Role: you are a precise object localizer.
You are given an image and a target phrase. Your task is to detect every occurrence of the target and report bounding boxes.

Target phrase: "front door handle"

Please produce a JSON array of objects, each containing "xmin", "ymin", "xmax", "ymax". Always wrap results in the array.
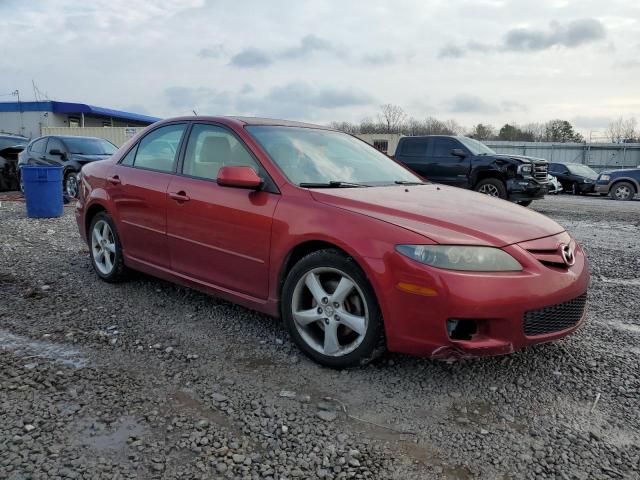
[
  {"xmin": 169, "ymin": 191, "xmax": 190, "ymax": 202},
  {"xmin": 107, "ymin": 175, "xmax": 121, "ymax": 185}
]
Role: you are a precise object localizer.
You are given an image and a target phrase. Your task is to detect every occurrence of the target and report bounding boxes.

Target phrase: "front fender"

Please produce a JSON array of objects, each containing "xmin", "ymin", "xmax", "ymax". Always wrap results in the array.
[{"xmin": 267, "ymin": 189, "xmax": 429, "ymax": 318}]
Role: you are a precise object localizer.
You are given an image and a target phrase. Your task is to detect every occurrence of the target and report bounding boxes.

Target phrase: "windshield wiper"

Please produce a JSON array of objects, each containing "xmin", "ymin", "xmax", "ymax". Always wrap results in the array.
[
  {"xmin": 299, "ymin": 181, "xmax": 370, "ymax": 188},
  {"xmin": 394, "ymin": 180, "xmax": 426, "ymax": 185}
]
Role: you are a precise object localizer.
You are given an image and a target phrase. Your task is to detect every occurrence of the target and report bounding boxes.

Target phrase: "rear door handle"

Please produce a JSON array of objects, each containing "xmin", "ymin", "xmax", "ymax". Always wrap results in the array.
[
  {"xmin": 169, "ymin": 191, "xmax": 190, "ymax": 202},
  {"xmin": 107, "ymin": 175, "xmax": 121, "ymax": 185}
]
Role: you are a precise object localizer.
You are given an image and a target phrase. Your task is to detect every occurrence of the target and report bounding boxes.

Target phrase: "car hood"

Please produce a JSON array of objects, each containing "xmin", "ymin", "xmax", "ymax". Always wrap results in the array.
[
  {"xmin": 310, "ymin": 184, "xmax": 565, "ymax": 247},
  {"xmin": 71, "ymin": 153, "xmax": 112, "ymax": 163},
  {"xmin": 492, "ymin": 154, "xmax": 547, "ymax": 164}
]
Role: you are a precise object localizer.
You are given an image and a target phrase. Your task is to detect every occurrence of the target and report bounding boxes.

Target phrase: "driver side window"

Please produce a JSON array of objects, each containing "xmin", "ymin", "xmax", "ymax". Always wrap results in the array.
[
  {"xmin": 432, "ymin": 138, "xmax": 458, "ymax": 158},
  {"xmin": 182, "ymin": 124, "xmax": 259, "ymax": 181}
]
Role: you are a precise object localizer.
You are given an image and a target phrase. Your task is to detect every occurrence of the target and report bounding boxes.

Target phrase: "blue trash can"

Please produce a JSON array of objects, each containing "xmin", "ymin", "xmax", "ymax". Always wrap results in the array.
[{"xmin": 21, "ymin": 165, "xmax": 64, "ymax": 218}]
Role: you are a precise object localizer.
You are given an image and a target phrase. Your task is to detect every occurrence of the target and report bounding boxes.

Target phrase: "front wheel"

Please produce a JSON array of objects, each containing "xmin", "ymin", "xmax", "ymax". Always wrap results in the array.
[
  {"xmin": 571, "ymin": 182, "xmax": 580, "ymax": 195},
  {"xmin": 281, "ymin": 249, "xmax": 385, "ymax": 368},
  {"xmin": 89, "ymin": 212, "xmax": 128, "ymax": 282},
  {"xmin": 609, "ymin": 181, "xmax": 635, "ymax": 201},
  {"xmin": 475, "ymin": 178, "xmax": 507, "ymax": 199}
]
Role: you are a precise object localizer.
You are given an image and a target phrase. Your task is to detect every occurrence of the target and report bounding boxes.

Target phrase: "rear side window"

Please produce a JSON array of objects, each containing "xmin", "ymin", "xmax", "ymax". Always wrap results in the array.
[
  {"xmin": 120, "ymin": 144, "xmax": 138, "ymax": 166},
  {"xmin": 47, "ymin": 138, "xmax": 66, "ymax": 155},
  {"xmin": 182, "ymin": 124, "xmax": 259, "ymax": 180},
  {"xmin": 133, "ymin": 124, "xmax": 186, "ymax": 173},
  {"xmin": 432, "ymin": 138, "xmax": 458, "ymax": 157},
  {"xmin": 30, "ymin": 137, "xmax": 48, "ymax": 154},
  {"xmin": 400, "ymin": 138, "xmax": 428, "ymax": 156}
]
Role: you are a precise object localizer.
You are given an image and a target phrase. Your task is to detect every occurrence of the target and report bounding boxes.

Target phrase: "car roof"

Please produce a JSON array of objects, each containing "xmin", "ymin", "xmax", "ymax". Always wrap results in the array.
[
  {"xmin": 0, "ymin": 133, "xmax": 28, "ymax": 139},
  {"xmin": 155, "ymin": 115, "xmax": 332, "ymax": 130}
]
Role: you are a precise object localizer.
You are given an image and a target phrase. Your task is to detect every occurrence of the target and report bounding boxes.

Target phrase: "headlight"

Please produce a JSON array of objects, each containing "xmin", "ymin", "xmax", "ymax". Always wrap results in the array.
[
  {"xmin": 600, "ymin": 174, "xmax": 610, "ymax": 181},
  {"xmin": 396, "ymin": 245, "xmax": 523, "ymax": 272},
  {"xmin": 518, "ymin": 164, "xmax": 532, "ymax": 174}
]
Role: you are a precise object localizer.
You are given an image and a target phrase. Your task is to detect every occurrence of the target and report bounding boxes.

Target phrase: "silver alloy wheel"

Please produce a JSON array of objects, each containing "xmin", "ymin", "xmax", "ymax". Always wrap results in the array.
[
  {"xmin": 614, "ymin": 184, "xmax": 631, "ymax": 200},
  {"xmin": 291, "ymin": 267, "xmax": 368, "ymax": 357},
  {"xmin": 65, "ymin": 173, "xmax": 78, "ymax": 198},
  {"xmin": 91, "ymin": 220, "xmax": 116, "ymax": 275},
  {"xmin": 478, "ymin": 184, "xmax": 500, "ymax": 197}
]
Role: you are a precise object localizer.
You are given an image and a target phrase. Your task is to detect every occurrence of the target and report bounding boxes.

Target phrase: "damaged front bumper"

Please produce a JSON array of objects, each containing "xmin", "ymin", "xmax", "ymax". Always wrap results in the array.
[{"xmin": 506, "ymin": 177, "xmax": 548, "ymax": 202}]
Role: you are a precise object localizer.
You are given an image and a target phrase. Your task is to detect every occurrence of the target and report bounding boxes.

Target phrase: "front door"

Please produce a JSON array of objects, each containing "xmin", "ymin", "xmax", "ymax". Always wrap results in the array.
[
  {"xmin": 166, "ymin": 123, "xmax": 279, "ymax": 299},
  {"xmin": 108, "ymin": 123, "xmax": 188, "ymax": 268},
  {"xmin": 429, "ymin": 138, "xmax": 470, "ymax": 187}
]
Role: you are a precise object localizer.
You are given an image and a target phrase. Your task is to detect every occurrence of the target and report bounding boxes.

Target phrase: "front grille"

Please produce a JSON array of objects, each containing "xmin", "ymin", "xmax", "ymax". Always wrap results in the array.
[
  {"xmin": 533, "ymin": 161, "xmax": 548, "ymax": 183},
  {"xmin": 523, "ymin": 294, "xmax": 587, "ymax": 336}
]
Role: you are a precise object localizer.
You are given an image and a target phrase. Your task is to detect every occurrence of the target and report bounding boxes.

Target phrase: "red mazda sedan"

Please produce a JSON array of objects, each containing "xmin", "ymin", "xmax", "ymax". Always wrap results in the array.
[{"xmin": 76, "ymin": 117, "xmax": 589, "ymax": 368}]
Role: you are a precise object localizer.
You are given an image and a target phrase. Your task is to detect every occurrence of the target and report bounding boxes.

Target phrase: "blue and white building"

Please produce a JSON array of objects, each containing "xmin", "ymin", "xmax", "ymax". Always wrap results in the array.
[{"xmin": 0, "ymin": 101, "xmax": 160, "ymax": 139}]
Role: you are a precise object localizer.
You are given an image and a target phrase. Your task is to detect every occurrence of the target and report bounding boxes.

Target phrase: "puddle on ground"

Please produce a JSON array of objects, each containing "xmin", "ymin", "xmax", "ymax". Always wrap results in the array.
[
  {"xmin": 75, "ymin": 415, "xmax": 145, "ymax": 454},
  {"xmin": 171, "ymin": 389, "xmax": 240, "ymax": 436},
  {"xmin": 609, "ymin": 322, "xmax": 640, "ymax": 335},
  {"xmin": 596, "ymin": 277, "xmax": 640, "ymax": 287},
  {"xmin": 0, "ymin": 329, "xmax": 88, "ymax": 368}
]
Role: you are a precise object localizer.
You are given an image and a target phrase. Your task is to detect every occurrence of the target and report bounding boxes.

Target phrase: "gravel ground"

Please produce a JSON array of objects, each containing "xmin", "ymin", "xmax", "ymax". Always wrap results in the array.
[{"xmin": 0, "ymin": 193, "xmax": 638, "ymax": 480}]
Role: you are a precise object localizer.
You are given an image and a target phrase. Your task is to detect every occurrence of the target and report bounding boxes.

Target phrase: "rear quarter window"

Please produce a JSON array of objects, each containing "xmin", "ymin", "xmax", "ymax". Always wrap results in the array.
[{"xmin": 400, "ymin": 138, "xmax": 429, "ymax": 157}]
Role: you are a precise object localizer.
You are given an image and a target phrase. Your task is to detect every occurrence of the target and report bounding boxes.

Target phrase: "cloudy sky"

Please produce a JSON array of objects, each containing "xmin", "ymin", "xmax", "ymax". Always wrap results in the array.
[{"xmin": 1, "ymin": 0, "xmax": 639, "ymax": 135}]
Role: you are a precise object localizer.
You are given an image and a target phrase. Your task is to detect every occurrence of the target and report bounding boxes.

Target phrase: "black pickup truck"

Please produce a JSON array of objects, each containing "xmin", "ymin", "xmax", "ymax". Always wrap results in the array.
[{"xmin": 393, "ymin": 135, "xmax": 548, "ymax": 205}]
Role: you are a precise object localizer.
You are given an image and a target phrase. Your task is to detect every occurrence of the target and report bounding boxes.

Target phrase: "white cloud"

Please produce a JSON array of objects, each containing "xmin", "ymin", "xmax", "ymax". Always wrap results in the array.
[{"xmin": 1, "ymin": 0, "xmax": 638, "ymax": 133}]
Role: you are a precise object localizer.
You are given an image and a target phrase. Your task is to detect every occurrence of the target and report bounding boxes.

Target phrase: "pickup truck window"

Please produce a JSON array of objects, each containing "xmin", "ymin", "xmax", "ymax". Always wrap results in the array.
[
  {"xmin": 457, "ymin": 137, "xmax": 495, "ymax": 155},
  {"xmin": 433, "ymin": 138, "xmax": 458, "ymax": 157},
  {"xmin": 401, "ymin": 138, "xmax": 429, "ymax": 156}
]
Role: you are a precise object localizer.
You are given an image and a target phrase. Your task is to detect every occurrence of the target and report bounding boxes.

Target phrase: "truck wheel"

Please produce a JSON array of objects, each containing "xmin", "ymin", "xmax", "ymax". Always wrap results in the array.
[
  {"xmin": 475, "ymin": 178, "xmax": 507, "ymax": 199},
  {"xmin": 609, "ymin": 181, "xmax": 635, "ymax": 201}
]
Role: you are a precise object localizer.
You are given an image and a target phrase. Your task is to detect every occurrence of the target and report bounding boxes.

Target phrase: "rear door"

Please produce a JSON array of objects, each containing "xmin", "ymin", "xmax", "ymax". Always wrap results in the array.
[
  {"xmin": 165, "ymin": 123, "xmax": 279, "ymax": 299},
  {"xmin": 27, "ymin": 137, "xmax": 49, "ymax": 165},
  {"xmin": 395, "ymin": 137, "xmax": 432, "ymax": 179},
  {"xmin": 42, "ymin": 137, "xmax": 67, "ymax": 167},
  {"xmin": 429, "ymin": 138, "xmax": 470, "ymax": 187},
  {"xmin": 108, "ymin": 123, "xmax": 188, "ymax": 269}
]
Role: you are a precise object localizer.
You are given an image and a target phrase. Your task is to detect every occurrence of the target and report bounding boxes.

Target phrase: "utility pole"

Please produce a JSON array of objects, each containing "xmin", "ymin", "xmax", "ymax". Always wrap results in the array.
[{"xmin": 13, "ymin": 90, "xmax": 25, "ymax": 136}]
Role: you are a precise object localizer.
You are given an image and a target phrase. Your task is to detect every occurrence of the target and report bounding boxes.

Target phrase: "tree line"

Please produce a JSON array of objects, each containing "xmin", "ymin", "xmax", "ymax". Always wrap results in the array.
[{"xmin": 328, "ymin": 104, "xmax": 640, "ymax": 144}]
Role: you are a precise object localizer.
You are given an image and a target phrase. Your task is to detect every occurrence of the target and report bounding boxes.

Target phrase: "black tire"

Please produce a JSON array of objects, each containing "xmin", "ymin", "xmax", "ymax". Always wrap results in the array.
[
  {"xmin": 474, "ymin": 178, "xmax": 507, "ymax": 199},
  {"xmin": 609, "ymin": 181, "xmax": 636, "ymax": 201},
  {"xmin": 281, "ymin": 249, "xmax": 385, "ymax": 368},
  {"xmin": 64, "ymin": 171, "xmax": 79, "ymax": 198},
  {"xmin": 88, "ymin": 211, "xmax": 128, "ymax": 282},
  {"xmin": 571, "ymin": 182, "xmax": 580, "ymax": 195},
  {"xmin": 517, "ymin": 200, "xmax": 533, "ymax": 207}
]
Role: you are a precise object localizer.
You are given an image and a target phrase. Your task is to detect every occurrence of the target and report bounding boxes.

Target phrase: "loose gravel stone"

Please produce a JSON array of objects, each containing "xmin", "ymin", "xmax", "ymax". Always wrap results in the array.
[{"xmin": 0, "ymin": 195, "xmax": 638, "ymax": 480}]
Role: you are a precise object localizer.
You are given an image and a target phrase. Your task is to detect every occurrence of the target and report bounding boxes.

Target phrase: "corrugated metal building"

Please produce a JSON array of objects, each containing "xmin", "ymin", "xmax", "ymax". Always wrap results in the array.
[{"xmin": 0, "ymin": 101, "xmax": 160, "ymax": 139}]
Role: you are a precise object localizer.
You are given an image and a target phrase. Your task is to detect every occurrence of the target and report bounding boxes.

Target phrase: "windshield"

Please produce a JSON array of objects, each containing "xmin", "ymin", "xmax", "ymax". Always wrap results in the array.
[
  {"xmin": 567, "ymin": 164, "xmax": 597, "ymax": 177},
  {"xmin": 0, "ymin": 136, "xmax": 28, "ymax": 150},
  {"xmin": 64, "ymin": 138, "xmax": 117, "ymax": 155},
  {"xmin": 456, "ymin": 137, "xmax": 496, "ymax": 155},
  {"xmin": 246, "ymin": 126, "xmax": 422, "ymax": 186}
]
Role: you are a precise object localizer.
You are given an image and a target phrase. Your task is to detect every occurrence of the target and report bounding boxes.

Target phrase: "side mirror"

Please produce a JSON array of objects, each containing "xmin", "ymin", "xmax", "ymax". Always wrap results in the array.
[
  {"xmin": 451, "ymin": 148, "xmax": 466, "ymax": 158},
  {"xmin": 217, "ymin": 166, "xmax": 262, "ymax": 189},
  {"xmin": 49, "ymin": 148, "xmax": 65, "ymax": 157}
]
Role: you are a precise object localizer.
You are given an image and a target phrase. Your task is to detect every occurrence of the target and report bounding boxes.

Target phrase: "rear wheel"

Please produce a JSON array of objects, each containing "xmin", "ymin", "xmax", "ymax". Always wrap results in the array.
[
  {"xmin": 89, "ymin": 212, "xmax": 128, "ymax": 282},
  {"xmin": 282, "ymin": 249, "xmax": 385, "ymax": 368},
  {"xmin": 64, "ymin": 171, "xmax": 79, "ymax": 198},
  {"xmin": 475, "ymin": 178, "xmax": 507, "ymax": 199},
  {"xmin": 609, "ymin": 181, "xmax": 635, "ymax": 201}
]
